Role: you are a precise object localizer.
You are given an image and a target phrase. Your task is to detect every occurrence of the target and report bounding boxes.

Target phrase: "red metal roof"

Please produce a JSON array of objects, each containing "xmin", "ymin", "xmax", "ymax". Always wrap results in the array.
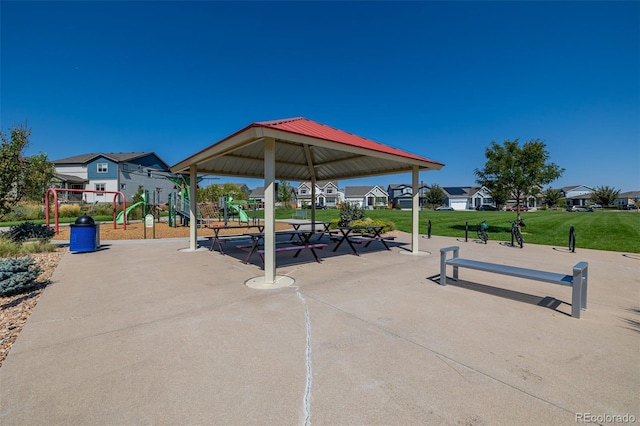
[{"xmin": 253, "ymin": 117, "xmax": 444, "ymax": 166}]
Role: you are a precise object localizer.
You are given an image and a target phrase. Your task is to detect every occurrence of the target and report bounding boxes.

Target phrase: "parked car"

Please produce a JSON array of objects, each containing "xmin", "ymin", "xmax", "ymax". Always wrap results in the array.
[
  {"xmin": 567, "ymin": 205, "xmax": 593, "ymax": 212},
  {"xmin": 506, "ymin": 205, "xmax": 529, "ymax": 211},
  {"xmin": 435, "ymin": 205, "xmax": 454, "ymax": 211},
  {"xmin": 476, "ymin": 204, "xmax": 498, "ymax": 211},
  {"xmin": 626, "ymin": 204, "xmax": 638, "ymax": 210},
  {"xmin": 303, "ymin": 203, "xmax": 327, "ymax": 209},
  {"xmin": 590, "ymin": 204, "xmax": 602, "ymax": 209}
]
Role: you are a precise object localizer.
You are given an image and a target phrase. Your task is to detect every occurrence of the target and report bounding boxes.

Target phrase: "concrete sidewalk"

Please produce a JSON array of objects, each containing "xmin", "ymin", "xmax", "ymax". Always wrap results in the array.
[{"xmin": 0, "ymin": 232, "xmax": 638, "ymax": 425}]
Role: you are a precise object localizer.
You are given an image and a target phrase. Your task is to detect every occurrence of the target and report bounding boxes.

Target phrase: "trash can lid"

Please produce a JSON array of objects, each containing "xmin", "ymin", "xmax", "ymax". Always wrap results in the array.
[{"xmin": 75, "ymin": 215, "xmax": 95, "ymax": 225}]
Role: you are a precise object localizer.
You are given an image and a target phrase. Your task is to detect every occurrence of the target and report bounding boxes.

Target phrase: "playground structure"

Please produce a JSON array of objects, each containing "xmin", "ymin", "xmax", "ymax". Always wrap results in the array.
[
  {"xmin": 166, "ymin": 175, "xmax": 261, "ymax": 228},
  {"xmin": 45, "ymin": 188, "xmax": 127, "ymax": 235},
  {"xmin": 116, "ymin": 190, "xmax": 164, "ymax": 225}
]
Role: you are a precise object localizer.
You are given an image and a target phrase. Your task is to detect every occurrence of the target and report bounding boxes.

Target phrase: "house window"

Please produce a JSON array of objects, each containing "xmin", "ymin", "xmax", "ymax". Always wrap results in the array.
[
  {"xmin": 300, "ymin": 189, "xmax": 307, "ymax": 195},
  {"xmin": 120, "ymin": 184, "xmax": 126, "ymax": 190},
  {"xmin": 97, "ymin": 163, "xmax": 108, "ymax": 173},
  {"xmin": 327, "ymin": 189, "xmax": 333, "ymax": 194},
  {"xmin": 95, "ymin": 183, "xmax": 105, "ymax": 196}
]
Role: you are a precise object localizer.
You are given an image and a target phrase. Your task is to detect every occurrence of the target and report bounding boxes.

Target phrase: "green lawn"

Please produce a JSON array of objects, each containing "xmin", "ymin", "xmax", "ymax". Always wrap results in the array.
[
  {"xmin": 3, "ymin": 209, "xmax": 637, "ymax": 253},
  {"xmin": 275, "ymin": 208, "xmax": 640, "ymax": 253}
]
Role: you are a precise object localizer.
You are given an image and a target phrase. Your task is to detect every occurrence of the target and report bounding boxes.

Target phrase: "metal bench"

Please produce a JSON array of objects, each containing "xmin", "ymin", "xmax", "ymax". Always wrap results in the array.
[
  {"xmin": 292, "ymin": 210, "xmax": 308, "ymax": 220},
  {"xmin": 439, "ymin": 246, "xmax": 588, "ymax": 319}
]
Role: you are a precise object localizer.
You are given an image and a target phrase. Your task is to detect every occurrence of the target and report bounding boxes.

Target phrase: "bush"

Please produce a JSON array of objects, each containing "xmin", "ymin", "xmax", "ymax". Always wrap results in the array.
[
  {"xmin": 58, "ymin": 203, "xmax": 81, "ymax": 218},
  {"xmin": 3, "ymin": 221, "xmax": 55, "ymax": 243},
  {"xmin": 339, "ymin": 203, "xmax": 366, "ymax": 227},
  {"xmin": 0, "ymin": 202, "xmax": 45, "ymax": 222},
  {"xmin": 351, "ymin": 218, "xmax": 395, "ymax": 233},
  {"xmin": 0, "ymin": 256, "xmax": 42, "ymax": 296},
  {"xmin": 0, "ymin": 238, "xmax": 22, "ymax": 257}
]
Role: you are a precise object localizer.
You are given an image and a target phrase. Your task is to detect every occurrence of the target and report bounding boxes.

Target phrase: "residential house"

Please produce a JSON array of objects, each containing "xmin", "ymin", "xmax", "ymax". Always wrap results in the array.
[
  {"xmin": 615, "ymin": 190, "xmax": 640, "ymax": 208},
  {"xmin": 387, "ymin": 183, "xmax": 430, "ymax": 209},
  {"xmin": 295, "ymin": 181, "xmax": 343, "ymax": 208},
  {"xmin": 441, "ymin": 187, "xmax": 476, "ymax": 210},
  {"xmin": 52, "ymin": 152, "xmax": 176, "ymax": 203},
  {"xmin": 51, "ymin": 173, "xmax": 87, "ymax": 202},
  {"xmin": 469, "ymin": 186, "xmax": 494, "ymax": 209},
  {"xmin": 560, "ymin": 185, "xmax": 594, "ymax": 208},
  {"xmin": 344, "ymin": 186, "xmax": 388, "ymax": 209},
  {"xmin": 249, "ymin": 185, "xmax": 296, "ymax": 207},
  {"xmin": 249, "ymin": 187, "xmax": 265, "ymax": 204}
]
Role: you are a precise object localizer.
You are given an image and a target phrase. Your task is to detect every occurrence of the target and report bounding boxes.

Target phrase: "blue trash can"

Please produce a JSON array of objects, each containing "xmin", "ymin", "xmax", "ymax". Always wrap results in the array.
[{"xmin": 69, "ymin": 215, "xmax": 98, "ymax": 253}]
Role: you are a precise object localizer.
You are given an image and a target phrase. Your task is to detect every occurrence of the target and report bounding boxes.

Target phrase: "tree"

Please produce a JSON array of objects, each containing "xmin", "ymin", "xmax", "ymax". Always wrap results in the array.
[
  {"xmin": 542, "ymin": 187, "xmax": 564, "ymax": 208},
  {"xmin": 590, "ymin": 186, "xmax": 620, "ymax": 207},
  {"xmin": 0, "ymin": 124, "xmax": 55, "ymax": 218},
  {"xmin": 277, "ymin": 180, "xmax": 293, "ymax": 209},
  {"xmin": 197, "ymin": 183, "xmax": 247, "ymax": 203},
  {"xmin": 424, "ymin": 184, "xmax": 445, "ymax": 208},
  {"xmin": 474, "ymin": 139, "xmax": 564, "ymax": 219},
  {"xmin": 487, "ymin": 186, "xmax": 511, "ymax": 210}
]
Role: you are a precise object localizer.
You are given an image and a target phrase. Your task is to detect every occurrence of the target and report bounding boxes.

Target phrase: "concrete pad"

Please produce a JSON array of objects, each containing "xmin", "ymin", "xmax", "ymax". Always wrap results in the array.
[{"xmin": 1, "ymin": 233, "xmax": 638, "ymax": 425}]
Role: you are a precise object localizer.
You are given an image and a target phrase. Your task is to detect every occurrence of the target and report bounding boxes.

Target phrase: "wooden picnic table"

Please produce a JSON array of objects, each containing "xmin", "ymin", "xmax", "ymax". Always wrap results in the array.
[
  {"xmin": 240, "ymin": 230, "xmax": 327, "ymax": 265},
  {"xmin": 331, "ymin": 225, "xmax": 395, "ymax": 256},
  {"xmin": 285, "ymin": 221, "xmax": 332, "ymax": 241},
  {"xmin": 205, "ymin": 224, "xmax": 265, "ymax": 254}
]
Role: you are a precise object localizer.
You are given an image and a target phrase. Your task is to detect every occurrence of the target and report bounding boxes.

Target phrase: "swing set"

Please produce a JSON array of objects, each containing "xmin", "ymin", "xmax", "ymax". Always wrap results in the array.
[{"xmin": 45, "ymin": 188, "xmax": 127, "ymax": 235}]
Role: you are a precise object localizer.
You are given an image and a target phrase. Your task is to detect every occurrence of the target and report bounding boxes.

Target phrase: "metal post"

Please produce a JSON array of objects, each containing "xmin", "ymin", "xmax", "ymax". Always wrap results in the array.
[
  {"xmin": 465, "ymin": 222, "xmax": 468, "ymax": 242},
  {"xmin": 427, "ymin": 219, "xmax": 432, "ymax": 239}
]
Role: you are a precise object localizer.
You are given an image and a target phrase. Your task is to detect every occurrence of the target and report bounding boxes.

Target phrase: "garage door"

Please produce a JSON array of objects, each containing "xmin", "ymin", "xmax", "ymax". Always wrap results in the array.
[{"xmin": 450, "ymin": 200, "xmax": 468, "ymax": 210}]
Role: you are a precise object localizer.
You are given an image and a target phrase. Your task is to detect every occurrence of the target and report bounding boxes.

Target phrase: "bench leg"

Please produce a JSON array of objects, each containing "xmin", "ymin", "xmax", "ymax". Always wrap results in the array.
[
  {"xmin": 440, "ymin": 251, "xmax": 447, "ymax": 286},
  {"xmin": 571, "ymin": 278, "xmax": 582, "ymax": 319},
  {"xmin": 571, "ymin": 262, "xmax": 588, "ymax": 318},
  {"xmin": 439, "ymin": 246, "xmax": 459, "ymax": 286}
]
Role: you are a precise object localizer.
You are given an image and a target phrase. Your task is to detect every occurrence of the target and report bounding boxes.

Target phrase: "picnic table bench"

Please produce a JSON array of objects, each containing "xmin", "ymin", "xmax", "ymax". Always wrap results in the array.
[
  {"xmin": 439, "ymin": 246, "xmax": 588, "ymax": 318},
  {"xmin": 238, "ymin": 231, "xmax": 328, "ymax": 265},
  {"xmin": 204, "ymin": 224, "xmax": 264, "ymax": 254},
  {"xmin": 331, "ymin": 225, "xmax": 396, "ymax": 255}
]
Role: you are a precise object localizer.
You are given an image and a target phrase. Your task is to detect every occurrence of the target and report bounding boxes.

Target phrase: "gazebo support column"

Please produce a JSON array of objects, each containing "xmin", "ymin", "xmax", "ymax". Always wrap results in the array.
[
  {"xmin": 189, "ymin": 164, "xmax": 198, "ymax": 251},
  {"xmin": 412, "ymin": 165, "xmax": 419, "ymax": 253},
  {"xmin": 264, "ymin": 137, "xmax": 276, "ymax": 284}
]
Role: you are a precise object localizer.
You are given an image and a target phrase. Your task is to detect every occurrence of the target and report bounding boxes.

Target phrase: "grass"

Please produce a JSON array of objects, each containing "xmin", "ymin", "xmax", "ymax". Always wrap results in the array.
[
  {"xmin": 0, "ymin": 239, "xmax": 58, "ymax": 257},
  {"xmin": 2, "ymin": 208, "xmax": 637, "ymax": 253},
  {"xmin": 273, "ymin": 208, "xmax": 640, "ymax": 253}
]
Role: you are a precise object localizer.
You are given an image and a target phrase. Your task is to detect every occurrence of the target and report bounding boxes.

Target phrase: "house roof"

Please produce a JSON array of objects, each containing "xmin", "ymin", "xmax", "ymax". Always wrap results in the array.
[
  {"xmin": 442, "ymin": 187, "xmax": 471, "ymax": 196},
  {"xmin": 53, "ymin": 152, "xmax": 170, "ymax": 170},
  {"xmin": 249, "ymin": 187, "xmax": 265, "ymax": 198},
  {"xmin": 53, "ymin": 173, "xmax": 87, "ymax": 184},
  {"xmin": 345, "ymin": 185, "xmax": 386, "ymax": 198},
  {"xmin": 170, "ymin": 117, "xmax": 444, "ymax": 180},
  {"xmin": 618, "ymin": 191, "xmax": 640, "ymax": 198}
]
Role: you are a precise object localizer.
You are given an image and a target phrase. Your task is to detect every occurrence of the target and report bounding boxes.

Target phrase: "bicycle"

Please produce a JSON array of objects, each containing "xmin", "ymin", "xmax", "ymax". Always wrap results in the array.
[
  {"xmin": 477, "ymin": 220, "xmax": 489, "ymax": 244},
  {"xmin": 509, "ymin": 219, "xmax": 526, "ymax": 248}
]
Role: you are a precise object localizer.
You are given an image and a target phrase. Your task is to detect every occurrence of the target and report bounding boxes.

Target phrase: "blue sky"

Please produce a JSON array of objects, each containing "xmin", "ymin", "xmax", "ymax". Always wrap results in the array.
[{"xmin": 2, "ymin": 1, "xmax": 638, "ymax": 192}]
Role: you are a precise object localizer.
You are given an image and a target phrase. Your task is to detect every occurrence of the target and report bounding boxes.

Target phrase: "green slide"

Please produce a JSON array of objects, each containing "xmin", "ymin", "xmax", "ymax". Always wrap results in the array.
[
  {"xmin": 229, "ymin": 204, "xmax": 249, "ymax": 223},
  {"xmin": 116, "ymin": 201, "xmax": 146, "ymax": 224}
]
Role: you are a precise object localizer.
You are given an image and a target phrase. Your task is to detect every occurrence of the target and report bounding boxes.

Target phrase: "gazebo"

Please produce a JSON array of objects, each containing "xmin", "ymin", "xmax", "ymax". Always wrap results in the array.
[{"xmin": 170, "ymin": 117, "xmax": 444, "ymax": 286}]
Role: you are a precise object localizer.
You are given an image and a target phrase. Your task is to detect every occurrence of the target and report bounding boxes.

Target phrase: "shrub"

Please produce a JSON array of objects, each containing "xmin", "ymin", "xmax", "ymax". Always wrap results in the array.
[
  {"xmin": 4, "ymin": 222, "xmax": 55, "ymax": 243},
  {"xmin": 0, "ymin": 238, "xmax": 22, "ymax": 257},
  {"xmin": 58, "ymin": 203, "xmax": 81, "ymax": 218},
  {"xmin": 0, "ymin": 256, "xmax": 42, "ymax": 296},
  {"xmin": 351, "ymin": 218, "xmax": 395, "ymax": 233},
  {"xmin": 339, "ymin": 202, "xmax": 366, "ymax": 227}
]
